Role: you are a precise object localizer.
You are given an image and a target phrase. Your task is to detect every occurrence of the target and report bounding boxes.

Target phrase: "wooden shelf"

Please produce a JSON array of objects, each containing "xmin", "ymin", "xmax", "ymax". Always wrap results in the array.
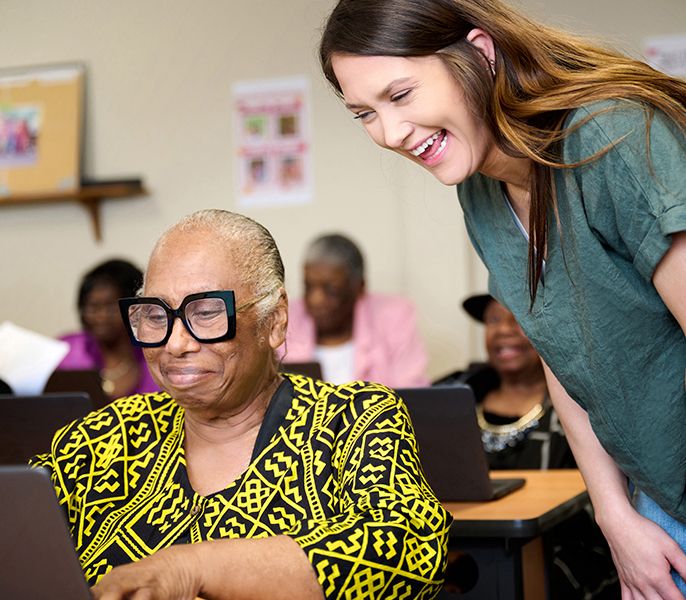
[{"xmin": 0, "ymin": 179, "xmax": 147, "ymax": 241}]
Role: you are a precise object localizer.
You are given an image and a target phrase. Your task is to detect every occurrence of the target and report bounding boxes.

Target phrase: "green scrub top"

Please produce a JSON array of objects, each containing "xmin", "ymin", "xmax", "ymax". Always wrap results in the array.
[{"xmin": 458, "ymin": 100, "xmax": 686, "ymax": 521}]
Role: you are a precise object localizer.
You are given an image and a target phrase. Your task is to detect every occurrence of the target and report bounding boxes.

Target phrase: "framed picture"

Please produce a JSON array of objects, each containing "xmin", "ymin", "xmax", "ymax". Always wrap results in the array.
[{"xmin": 0, "ymin": 62, "xmax": 85, "ymax": 197}]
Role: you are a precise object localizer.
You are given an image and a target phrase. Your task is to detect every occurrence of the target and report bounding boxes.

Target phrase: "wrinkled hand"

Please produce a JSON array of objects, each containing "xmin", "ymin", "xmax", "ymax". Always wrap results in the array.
[
  {"xmin": 601, "ymin": 507, "xmax": 686, "ymax": 599},
  {"xmin": 91, "ymin": 545, "xmax": 202, "ymax": 600}
]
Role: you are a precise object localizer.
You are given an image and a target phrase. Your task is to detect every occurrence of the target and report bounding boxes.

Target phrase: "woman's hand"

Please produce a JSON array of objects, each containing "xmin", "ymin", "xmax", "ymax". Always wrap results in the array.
[
  {"xmin": 542, "ymin": 361, "xmax": 686, "ymax": 599},
  {"xmin": 90, "ymin": 536, "xmax": 322, "ymax": 600},
  {"xmin": 600, "ymin": 505, "xmax": 686, "ymax": 600},
  {"xmin": 91, "ymin": 545, "xmax": 202, "ymax": 600}
]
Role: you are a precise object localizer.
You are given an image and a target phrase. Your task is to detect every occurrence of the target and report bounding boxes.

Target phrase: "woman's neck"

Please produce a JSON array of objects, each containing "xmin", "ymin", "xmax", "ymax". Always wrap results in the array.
[
  {"xmin": 98, "ymin": 338, "xmax": 139, "ymax": 397},
  {"xmin": 483, "ymin": 365, "xmax": 547, "ymax": 418},
  {"xmin": 498, "ymin": 374, "xmax": 547, "ymax": 398},
  {"xmin": 182, "ymin": 375, "xmax": 282, "ymax": 496},
  {"xmin": 481, "ymin": 148, "xmax": 531, "ymax": 191},
  {"xmin": 183, "ymin": 374, "xmax": 281, "ymax": 445},
  {"xmin": 316, "ymin": 327, "xmax": 353, "ymax": 347},
  {"xmin": 481, "ymin": 150, "xmax": 532, "ymax": 226}
]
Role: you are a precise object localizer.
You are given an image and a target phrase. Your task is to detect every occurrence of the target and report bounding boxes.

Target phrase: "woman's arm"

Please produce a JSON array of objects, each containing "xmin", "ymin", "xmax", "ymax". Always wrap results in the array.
[
  {"xmin": 653, "ymin": 231, "xmax": 686, "ymax": 332},
  {"xmin": 543, "ymin": 361, "xmax": 686, "ymax": 600},
  {"xmin": 91, "ymin": 535, "xmax": 323, "ymax": 600}
]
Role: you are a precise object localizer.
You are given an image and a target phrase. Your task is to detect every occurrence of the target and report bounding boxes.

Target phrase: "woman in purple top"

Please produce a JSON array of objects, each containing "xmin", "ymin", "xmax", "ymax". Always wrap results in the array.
[{"xmin": 58, "ymin": 259, "xmax": 157, "ymax": 399}]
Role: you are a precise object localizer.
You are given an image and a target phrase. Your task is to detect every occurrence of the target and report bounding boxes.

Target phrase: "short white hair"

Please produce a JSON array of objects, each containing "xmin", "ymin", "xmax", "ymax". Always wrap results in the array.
[
  {"xmin": 304, "ymin": 233, "xmax": 364, "ymax": 284},
  {"xmin": 149, "ymin": 209, "xmax": 285, "ymax": 321}
]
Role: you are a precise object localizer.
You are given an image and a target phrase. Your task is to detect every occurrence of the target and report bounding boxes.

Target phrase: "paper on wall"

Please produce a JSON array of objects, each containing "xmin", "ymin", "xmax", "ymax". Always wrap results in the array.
[
  {"xmin": 233, "ymin": 76, "xmax": 313, "ymax": 209},
  {"xmin": 644, "ymin": 34, "xmax": 686, "ymax": 77},
  {"xmin": 0, "ymin": 321, "xmax": 69, "ymax": 394}
]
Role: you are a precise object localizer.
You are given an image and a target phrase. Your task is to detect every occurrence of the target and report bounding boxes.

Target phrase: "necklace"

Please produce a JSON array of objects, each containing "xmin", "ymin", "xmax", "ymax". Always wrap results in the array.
[
  {"xmin": 101, "ymin": 359, "xmax": 135, "ymax": 395},
  {"xmin": 476, "ymin": 401, "xmax": 546, "ymax": 453}
]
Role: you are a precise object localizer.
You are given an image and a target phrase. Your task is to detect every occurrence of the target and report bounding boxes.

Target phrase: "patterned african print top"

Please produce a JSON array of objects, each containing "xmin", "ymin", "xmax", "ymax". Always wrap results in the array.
[{"xmin": 31, "ymin": 373, "xmax": 451, "ymax": 599}]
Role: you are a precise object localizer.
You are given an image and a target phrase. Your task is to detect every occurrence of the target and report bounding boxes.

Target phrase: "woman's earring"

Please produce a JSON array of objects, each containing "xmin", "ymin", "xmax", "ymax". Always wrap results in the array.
[{"xmin": 489, "ymin": 58, "xmax": 496, "ymax": 76}]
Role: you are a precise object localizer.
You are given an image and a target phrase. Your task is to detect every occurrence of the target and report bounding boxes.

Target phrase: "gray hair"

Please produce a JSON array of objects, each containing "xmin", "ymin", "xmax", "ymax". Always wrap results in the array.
[
  {"xmin": 149, "ymin": 209, "xmax": 285, "ymax": 321},
  {"xmin": 304, "ymin": 233, "xmax": 364, "ymax": 284}
]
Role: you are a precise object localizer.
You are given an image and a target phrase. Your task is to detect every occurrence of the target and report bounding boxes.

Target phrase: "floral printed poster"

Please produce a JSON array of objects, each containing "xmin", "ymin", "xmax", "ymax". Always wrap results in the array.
[{"xmin": 233, "ymin": 76, "xmax": 312, "ymax": 208}]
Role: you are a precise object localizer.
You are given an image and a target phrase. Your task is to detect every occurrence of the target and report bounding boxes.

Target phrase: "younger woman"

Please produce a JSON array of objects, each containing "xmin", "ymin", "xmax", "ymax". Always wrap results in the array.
[{"xmin": 319, "ymin": 1, "xmax": 686, "ymax": 597}]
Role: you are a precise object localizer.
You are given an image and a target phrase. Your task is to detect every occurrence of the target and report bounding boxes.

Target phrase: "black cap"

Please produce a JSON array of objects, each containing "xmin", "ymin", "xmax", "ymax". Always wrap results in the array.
[{"xmin": 461, "ymin": 293, "xmax": 495, "ymax": 323}]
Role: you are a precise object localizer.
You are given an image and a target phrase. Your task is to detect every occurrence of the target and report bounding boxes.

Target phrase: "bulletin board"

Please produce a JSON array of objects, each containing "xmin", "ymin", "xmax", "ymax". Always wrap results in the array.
[{"xmin": 0, "ymin": 63, "xmax": 85, "ymax": 197}]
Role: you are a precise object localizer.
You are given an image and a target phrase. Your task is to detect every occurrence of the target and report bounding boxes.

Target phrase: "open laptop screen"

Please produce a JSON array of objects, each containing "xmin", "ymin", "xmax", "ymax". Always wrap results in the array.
[{"xmin": 397, "ymin": 385, "xmax": 524, "ymax": 501}]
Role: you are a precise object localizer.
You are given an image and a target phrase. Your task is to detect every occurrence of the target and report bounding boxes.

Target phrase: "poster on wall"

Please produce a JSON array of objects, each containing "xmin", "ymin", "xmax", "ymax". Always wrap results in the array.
[
  {"xmin": 644, "ymin": 34, "xmax": 686, "ymax": 77},
  {"xmin": 233, "ymin": 76, "xmax": 312, "ymax": 209},
  {"xmin": 0, "ymin": 63, "xmax": 84, "ymax": 197}
]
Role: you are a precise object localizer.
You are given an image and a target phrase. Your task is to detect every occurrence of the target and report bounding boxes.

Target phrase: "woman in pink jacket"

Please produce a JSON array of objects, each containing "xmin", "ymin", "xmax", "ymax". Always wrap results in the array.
[{"xmin": 283, "ymin": 233, "xmax": 429, "ymax": 388}]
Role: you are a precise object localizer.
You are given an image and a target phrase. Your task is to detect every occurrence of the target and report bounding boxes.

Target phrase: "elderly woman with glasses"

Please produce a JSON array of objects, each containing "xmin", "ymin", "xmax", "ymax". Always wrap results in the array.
[{"xmin": 31, "ymin": 209, "xmax": 451, "ymax": 600}]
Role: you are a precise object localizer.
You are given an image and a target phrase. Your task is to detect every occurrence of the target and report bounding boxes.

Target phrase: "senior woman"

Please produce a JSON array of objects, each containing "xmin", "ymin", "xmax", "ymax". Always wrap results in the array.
[{"xmin": 31, "ymin": 209, "xmax": 451, "ymax": 600}]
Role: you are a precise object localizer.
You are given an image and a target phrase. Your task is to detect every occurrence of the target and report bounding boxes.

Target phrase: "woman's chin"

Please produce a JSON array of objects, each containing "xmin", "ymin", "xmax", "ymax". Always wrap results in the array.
[
  {"xmin": 165, "ymin": 371, "xmax": 212, "ymax": 388},
  {"xmin": 168, "ymin": 389, "xmax": 215, "ymax": 412},
  {"xmin": 414, "ymin": 160, "xmax": 468, "ymax": 186},
  {"xmin": 162, "ymin": 374, "xmax": 218, "ymax": 403}
]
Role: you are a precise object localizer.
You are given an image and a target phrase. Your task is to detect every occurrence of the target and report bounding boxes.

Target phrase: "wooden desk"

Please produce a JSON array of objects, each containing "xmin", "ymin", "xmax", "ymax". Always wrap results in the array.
[{"xmin": 443, "ymin": 470, "xmax": 588, "ymax": 600}]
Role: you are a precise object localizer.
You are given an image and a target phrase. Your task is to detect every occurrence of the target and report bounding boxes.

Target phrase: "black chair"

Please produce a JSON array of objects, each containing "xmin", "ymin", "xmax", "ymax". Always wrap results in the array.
[
  {"xmin": 0, "ymin": 393, "xmax": 92, "ymax": 464},
  {"xmin": 0, "ymin": 378, "xmax": 12, "ymax": 394}
]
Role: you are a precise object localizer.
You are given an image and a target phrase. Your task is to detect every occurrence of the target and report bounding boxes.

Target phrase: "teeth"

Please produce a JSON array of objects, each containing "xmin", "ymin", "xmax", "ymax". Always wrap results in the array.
[{"xmin": 411, "ymin": 130, "xmax": 442, "ymax": 156}]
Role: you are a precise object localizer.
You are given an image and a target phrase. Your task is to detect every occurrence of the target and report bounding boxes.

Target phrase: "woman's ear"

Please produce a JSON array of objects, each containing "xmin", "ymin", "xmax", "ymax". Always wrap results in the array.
[
  {"xmin": 466, "ymin": 28, "xmax": 496, "ymax": 69},
  {"xmin": 268, "ymin": 288, "xmax": 289, "ymax": 349}
]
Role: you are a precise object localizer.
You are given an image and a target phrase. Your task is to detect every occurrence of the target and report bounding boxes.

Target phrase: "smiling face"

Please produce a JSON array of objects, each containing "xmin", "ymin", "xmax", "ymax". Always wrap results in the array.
[
  {"xmin": 80, "ymin": 282, "xmax": 129, "ymax": 345},
  {"xmin": 483, "ymin": 300, "xmax": 541, "ymax": 376},
  {"xmin": 142, "ymin": 228, "xmax": 285, "ymax": 418},
  {"xmin": 331, "ymin": 53, "xmax": 496, "ymax": 186},
  {"xmin": 304, "ymin": 261, "xmax": 361, "ymax": 342}
]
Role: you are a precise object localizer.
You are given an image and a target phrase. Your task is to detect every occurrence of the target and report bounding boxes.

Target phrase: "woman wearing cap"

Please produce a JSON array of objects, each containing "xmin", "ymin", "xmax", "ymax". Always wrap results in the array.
[
  {"xmin": 439, "ymin": 294, "xmax": 618, "ymax": 598},
  {"xmin": 439, "ymin": 293, "xmax": 572, "ymax": 470}
]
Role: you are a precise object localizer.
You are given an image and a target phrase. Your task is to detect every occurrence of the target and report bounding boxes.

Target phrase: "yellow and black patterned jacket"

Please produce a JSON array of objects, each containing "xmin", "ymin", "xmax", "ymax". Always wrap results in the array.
[{"xmin": 32, "ymin": 374, "xmax": 452, "ymax": 599}]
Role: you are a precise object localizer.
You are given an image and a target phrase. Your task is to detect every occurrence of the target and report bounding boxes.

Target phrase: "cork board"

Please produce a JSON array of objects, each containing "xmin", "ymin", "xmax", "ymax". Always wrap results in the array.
[{"xmin": 0, "ymin": 63, "xmax": 84, "ymax": 197}]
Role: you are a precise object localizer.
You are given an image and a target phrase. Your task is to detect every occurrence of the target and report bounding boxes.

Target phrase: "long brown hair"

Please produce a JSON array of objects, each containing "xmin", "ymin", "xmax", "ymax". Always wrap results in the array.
[{"xmin": 320, "ymin": 0, "xmax": 686, "ymax": 300}]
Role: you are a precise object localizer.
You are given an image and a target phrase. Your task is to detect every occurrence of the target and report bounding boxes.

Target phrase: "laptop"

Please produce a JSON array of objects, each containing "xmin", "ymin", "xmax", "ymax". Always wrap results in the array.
[
  {"xmin": 396, "ymin": 385, "xmax": 525, "ymax": 501},
  {"xmin": 281, "ymin": 361, "xmax": 323, "ymax": 380},
  {"xmin": 45, "ymin": 369, "xmax": 112, "ymax": 409},
  {"xmin": 0, "ymin": 392, "xmax": 93, "ymax": 464},
  {"xmin": 0, "ymin": 465, "xmax": 92, "ymax": 599}
]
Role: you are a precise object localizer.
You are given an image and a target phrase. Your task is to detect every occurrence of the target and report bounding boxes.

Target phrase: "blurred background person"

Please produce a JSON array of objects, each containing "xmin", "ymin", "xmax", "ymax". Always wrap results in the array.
[
  {"xmin": 437, "ymin": 293, "xmax": 573, "ymax": 470},
  {"xmin": 284, "ymin": 233, "xmax": 429, "ymax": 387},
  {"xmin": 57, "ymin": 258, "xmax": 157, "ymax": 399},
  {"xmin": 436, "ymin": 293, "xmax": 618, "ymax": 598}
]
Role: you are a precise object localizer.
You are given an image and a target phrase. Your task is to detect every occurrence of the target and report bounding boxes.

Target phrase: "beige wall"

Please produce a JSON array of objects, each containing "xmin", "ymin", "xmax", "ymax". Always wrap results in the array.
[{"xmin": 0, "ymin": 0, "xmax": 683, "ymax": 380}]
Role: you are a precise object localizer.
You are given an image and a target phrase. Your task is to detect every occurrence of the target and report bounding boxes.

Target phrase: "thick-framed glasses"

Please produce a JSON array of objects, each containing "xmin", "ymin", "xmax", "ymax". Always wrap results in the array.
[{"xmin": 118, "ymin": 289, "xmax": 271, "ymax": 348}]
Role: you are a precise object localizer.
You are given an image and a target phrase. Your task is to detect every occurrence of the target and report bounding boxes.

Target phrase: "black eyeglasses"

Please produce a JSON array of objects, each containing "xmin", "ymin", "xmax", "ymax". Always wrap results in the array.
[{"xmin": 118, "ymin": 289, "xmax": 272, "ymax": 348}]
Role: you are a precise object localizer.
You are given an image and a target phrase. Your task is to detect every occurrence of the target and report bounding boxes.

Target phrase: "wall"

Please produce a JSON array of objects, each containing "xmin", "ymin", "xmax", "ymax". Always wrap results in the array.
[{"xmin": 0, "ymin": 0, "xmax": 683, "ymax": 379}]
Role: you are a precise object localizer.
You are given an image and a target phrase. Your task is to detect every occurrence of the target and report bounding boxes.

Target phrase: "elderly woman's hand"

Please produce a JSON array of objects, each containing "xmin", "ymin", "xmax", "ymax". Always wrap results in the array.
[
  {"xmin": 90, "ymin": 536, "xmax": 323, "ymax": 600},
  {"xmin": 91, "ymin": 545, "xmax": 202, "ymax": 600}
]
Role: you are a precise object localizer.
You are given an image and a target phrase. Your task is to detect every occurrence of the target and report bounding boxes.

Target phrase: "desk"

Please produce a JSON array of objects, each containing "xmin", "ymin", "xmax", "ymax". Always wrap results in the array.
[{"xmin": 443, "ymin": 470, "xmax": 588, "ymax": 600}]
